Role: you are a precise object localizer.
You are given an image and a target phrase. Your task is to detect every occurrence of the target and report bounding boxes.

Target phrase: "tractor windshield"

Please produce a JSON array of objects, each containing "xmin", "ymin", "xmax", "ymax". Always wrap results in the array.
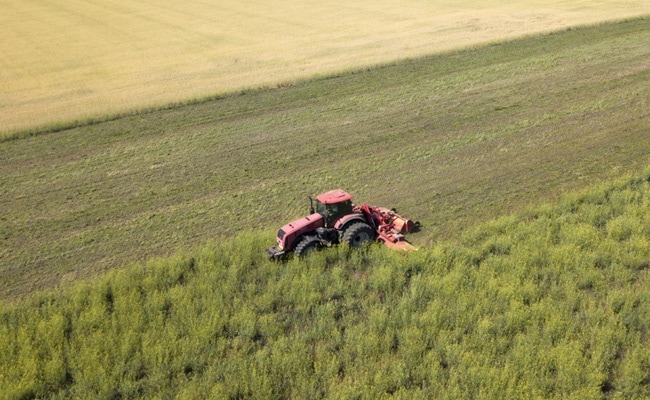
[
  {"xmin": 315, "ymin": 200, "xmax": 353, "ymax": 228},
  {"xmin": 315, "ymin": 200, "xmax": 327, "ymax": 217}
]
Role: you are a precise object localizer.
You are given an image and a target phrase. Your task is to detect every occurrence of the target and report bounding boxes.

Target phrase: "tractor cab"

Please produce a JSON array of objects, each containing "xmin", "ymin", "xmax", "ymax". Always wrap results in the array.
[{"xmin": 313, "ymin": 189, "xmax": 354, "ymax": 228}]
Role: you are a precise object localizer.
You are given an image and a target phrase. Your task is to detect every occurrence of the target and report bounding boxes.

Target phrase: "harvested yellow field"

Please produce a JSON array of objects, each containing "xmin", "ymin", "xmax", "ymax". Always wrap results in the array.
[{"xmin": 1, "ymin": 0, "xmax": 648, "ymax": 134}]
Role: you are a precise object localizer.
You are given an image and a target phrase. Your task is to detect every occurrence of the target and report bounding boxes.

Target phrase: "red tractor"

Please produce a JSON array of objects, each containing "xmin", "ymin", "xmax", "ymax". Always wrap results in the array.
[{"xmin": 266, "ymin": 189, "xmax": 419, "ymax": 259}]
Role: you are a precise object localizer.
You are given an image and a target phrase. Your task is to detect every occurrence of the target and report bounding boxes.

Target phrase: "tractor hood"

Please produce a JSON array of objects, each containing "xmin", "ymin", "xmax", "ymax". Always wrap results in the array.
[
  {"xmin": 282, "ymin": 213, "xmax": 324, "ymax": 232},
  {"xmin": 277, "ymin": 213, "xmax": 324, "ymax": 250}
]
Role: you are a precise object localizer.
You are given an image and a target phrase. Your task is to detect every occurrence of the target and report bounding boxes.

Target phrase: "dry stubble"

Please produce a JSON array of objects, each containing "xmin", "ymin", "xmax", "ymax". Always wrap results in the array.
[{"xmin": 1, "ymin": 0, "xmax": 649, "ymax": 134}]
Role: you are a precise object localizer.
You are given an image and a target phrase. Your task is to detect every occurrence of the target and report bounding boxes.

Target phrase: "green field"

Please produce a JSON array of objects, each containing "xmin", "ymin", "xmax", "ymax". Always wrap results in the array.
[
  {"xmin": 2, "ymin": 2, "xmax": 650, "ymax": 398},
  {"xmin": 2, "ymin": 169, "xmax": 650, "ymax": 398},
  {"xmin": 2, "ymin": 17, "xmax": 650, "ymax": 301},
  {"xmin": 2, "ymin": 0, "xmax": 650, "ymax": 134}
]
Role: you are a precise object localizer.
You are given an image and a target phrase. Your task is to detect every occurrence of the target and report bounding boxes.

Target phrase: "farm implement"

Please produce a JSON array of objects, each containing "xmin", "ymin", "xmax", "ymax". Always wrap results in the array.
[{"xmin": 266, "ymin": 189, "xmax": 419, "ymax": 259}]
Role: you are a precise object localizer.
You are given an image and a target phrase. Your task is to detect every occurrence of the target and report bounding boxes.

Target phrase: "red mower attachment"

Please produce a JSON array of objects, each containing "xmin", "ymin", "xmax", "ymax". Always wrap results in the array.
[
  {"xmin": 358, "ymin": 205, "xmax": 419, "ymax": 252},
  {"xmin": 266, "ymin": 189, "xmax": 419, "ymax": 259}
]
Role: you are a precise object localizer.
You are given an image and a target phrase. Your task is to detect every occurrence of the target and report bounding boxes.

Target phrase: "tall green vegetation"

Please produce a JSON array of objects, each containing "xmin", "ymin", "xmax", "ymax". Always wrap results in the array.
[{"xmin": 2, "ymin": 169, "xmax": 649, "ymax": 399}]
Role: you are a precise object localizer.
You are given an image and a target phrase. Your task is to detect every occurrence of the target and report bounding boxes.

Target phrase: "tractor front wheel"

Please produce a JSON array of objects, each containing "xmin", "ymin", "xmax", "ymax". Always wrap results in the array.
[
  {"xmin": 342, "ymin": 222, "xmax": 375, "ymax": 247},
  {"xmin": 294, "ymin": 237, "xmax": 323, "ymax": 258}
]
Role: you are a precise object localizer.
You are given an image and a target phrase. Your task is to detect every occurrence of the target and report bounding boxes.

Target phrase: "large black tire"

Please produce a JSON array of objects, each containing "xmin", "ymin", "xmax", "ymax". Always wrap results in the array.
[
  {"xmin": 294, "ymin": 236, "xmax": 323, "ymax": 258},
  {"xmin": 342, "ymin": 222, "xmax": 375, "ymax": 247}
]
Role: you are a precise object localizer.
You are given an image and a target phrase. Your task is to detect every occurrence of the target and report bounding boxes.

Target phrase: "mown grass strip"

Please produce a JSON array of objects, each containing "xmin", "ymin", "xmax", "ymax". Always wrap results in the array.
[{"xmin": 1, "ymin": 17, "xmax": 649, "ymax": 300}]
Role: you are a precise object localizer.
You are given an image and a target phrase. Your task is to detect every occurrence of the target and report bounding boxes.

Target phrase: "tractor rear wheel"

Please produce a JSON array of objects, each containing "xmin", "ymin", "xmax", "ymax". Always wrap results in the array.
[
  {"xmin": 342, "ymin": 222, "xmax": 375, "ymax": 247},
  {"xmin": 294, "ymin": 237, "xmax": 322, "ymax": 258}
]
